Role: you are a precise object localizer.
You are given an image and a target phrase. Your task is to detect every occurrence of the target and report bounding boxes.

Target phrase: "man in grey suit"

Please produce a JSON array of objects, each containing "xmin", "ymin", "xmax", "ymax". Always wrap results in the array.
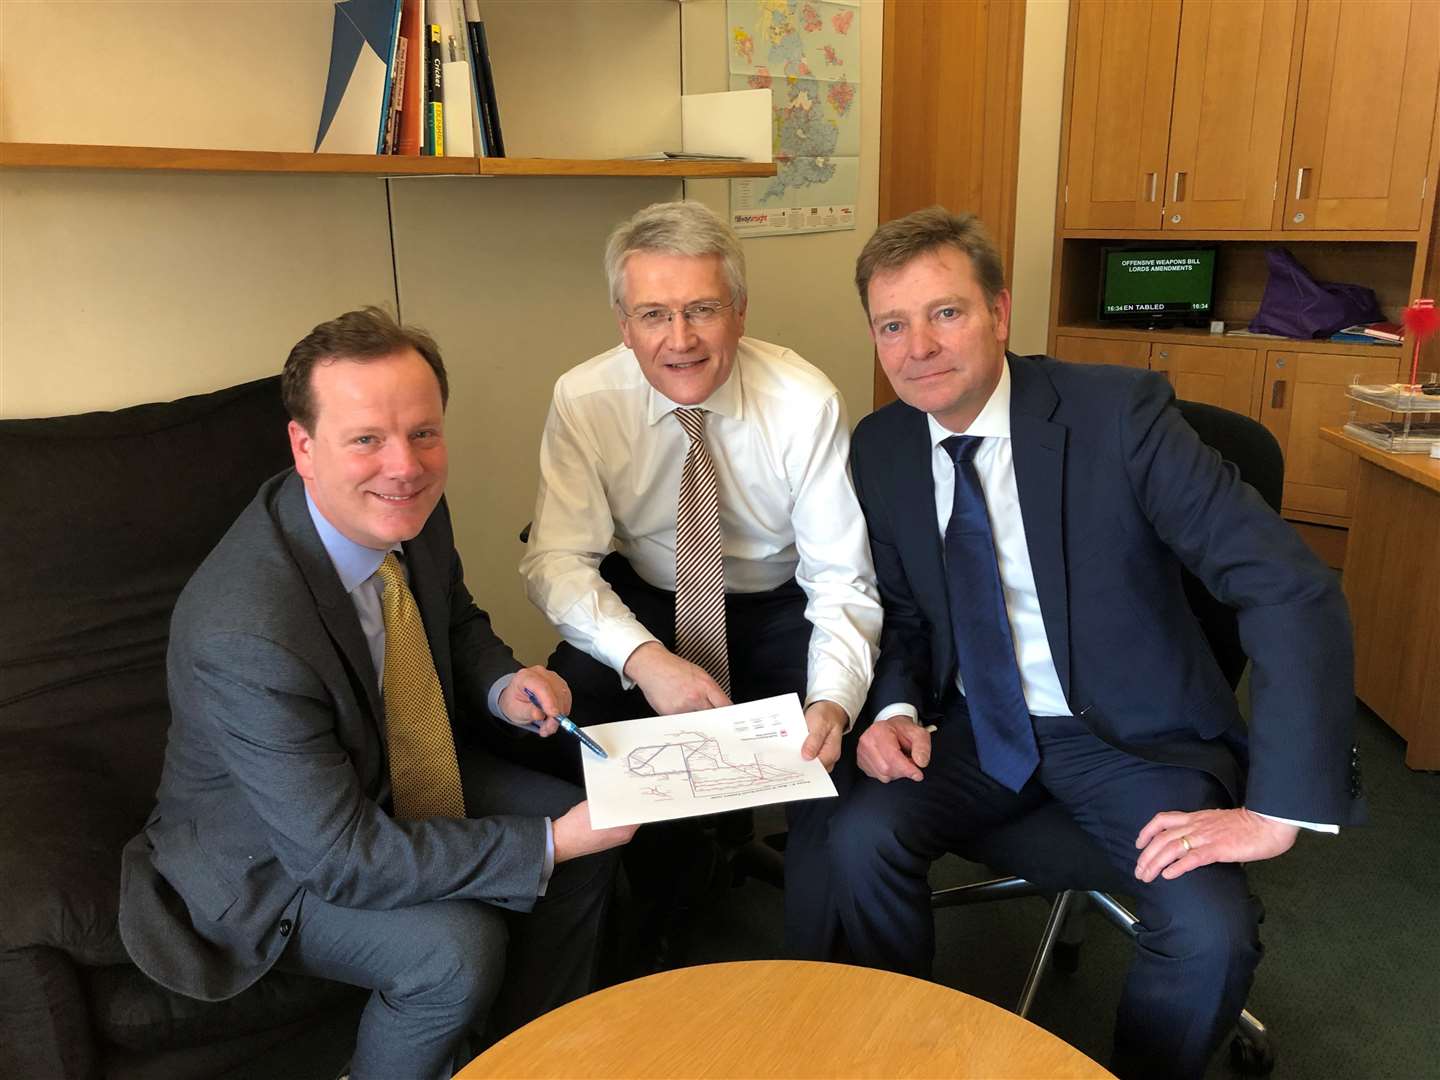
[{"xmin": 119, "ymin": 308, "xmax": 635, "ymax": 1080}]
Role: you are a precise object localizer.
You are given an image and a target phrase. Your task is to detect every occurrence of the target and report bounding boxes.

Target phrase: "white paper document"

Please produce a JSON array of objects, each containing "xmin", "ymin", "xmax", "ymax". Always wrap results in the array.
[{"xmin": 581, "ymin": 694, "xmax": 837, "ymax": 828}]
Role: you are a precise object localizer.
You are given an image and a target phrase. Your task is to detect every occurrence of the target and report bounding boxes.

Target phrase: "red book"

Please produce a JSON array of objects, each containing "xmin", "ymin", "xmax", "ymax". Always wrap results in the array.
[{"xmin": 396, "ymin": 0, "xmax": 423, "ymax": 156}]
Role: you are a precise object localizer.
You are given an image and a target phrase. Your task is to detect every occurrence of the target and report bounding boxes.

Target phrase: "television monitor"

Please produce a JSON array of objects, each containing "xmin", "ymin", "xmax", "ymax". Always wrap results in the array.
[{"xmin": 1097, "ymin": 247, "xmax": 1216, "ymax": 326}]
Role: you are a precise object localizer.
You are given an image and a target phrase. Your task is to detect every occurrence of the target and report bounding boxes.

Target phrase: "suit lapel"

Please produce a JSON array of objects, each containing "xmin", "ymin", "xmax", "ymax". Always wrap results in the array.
[
  {"xmin": 894, "ymin": 405, "xmax": 948, "ymax": 606},
  {"xmin": 401, "ymin": 508, "xmax": 456, "ymax": 717},
  {"xmin": 1008, "ymin": 356, "xmax": 1071, "ymax": 700},
  {"xmin": 273, "ymin": 474, "xmax": 384, "ymax": 723}
]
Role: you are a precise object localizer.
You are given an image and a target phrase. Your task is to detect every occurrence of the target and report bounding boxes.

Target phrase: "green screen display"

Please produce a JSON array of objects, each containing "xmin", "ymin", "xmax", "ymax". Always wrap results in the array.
[{"xmin": 1100, "ymin": 249, "xmax": 1215, "ymax": 320}]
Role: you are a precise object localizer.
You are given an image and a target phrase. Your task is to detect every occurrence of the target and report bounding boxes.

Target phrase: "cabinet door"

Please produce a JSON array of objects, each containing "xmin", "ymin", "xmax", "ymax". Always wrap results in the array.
[
  {"xmin": 1259, "ymin": 350, "xmax": 1402, "ymax": 521},
  {"xmin": 1151, "ymin": 343, "xmax": 1259, "ymax": 416},
  {"xmin": 1064, "ymin": 0, "xmax": 1181, "ymax": 230},
  {"xmin": 1284, "ymin": 0, "xmax": 1440, "ymax": 231},
  {"xmin": 1054, "ymin": 334, "xmax": 1150, "ymax": 368},
  {"xmin": 1163, "ymin": 0, "xmax": 1296, "ymax": 230}
]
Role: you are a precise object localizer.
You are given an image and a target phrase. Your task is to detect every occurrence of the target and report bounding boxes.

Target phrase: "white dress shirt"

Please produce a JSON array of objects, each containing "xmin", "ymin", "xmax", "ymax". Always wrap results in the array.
[
  {"xmin": 873, "ymin": 363, "xmax": 1333, "ymax": 833},
  {"xmin": 521, "ymin": 336, "xmax": 881, "ymax": 722}
]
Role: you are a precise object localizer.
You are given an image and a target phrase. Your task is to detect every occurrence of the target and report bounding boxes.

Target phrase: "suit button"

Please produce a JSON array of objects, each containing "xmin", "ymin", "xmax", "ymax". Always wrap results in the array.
[{"xmin": 279, "ymin": 919, "xmax": 293, "ymax": 937}]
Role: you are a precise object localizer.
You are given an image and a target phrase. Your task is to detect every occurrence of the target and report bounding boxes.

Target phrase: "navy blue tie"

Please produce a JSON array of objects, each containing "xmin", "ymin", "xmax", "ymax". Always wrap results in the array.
[{"xmin": 942, "ymin": 435, "xmax": 1039, "ymax": 792}]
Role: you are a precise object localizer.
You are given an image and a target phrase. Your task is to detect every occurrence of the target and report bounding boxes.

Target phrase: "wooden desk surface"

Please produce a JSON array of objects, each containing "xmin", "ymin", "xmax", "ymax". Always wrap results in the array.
[
  {"xmin": 1320, "ymin": 426, "xmax": 1440, "ymax": 495},
  {"xmin": 460, "ymin": 960, "xmax": 1112, "ymax": 1079}
]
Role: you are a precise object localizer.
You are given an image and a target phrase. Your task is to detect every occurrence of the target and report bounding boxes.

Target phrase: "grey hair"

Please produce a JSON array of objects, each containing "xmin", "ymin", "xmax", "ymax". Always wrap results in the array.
[{"xmin": 603, "ymin": 201, "xmax": 748, "ymax": 310}]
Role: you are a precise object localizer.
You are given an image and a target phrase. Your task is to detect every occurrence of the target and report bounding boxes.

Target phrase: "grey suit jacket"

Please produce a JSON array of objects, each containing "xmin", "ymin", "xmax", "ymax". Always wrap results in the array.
[{"xmin": 119, "ymin": 470, "xmax": 545, "ymax": 1001}]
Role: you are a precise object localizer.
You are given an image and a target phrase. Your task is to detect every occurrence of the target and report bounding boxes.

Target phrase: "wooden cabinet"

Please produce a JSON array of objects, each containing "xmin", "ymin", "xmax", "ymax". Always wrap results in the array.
[
  {"xmin": 1063, "ymin": 0, "xmax": 1180, "ymax": 230},
  {"xmin": 1285, "ymin": 0, "xmax": 1440, "ymax": 232},
  {"xmin": 1053, "ymin": 334, "xmax": 1149, "ymax": 368},
  {"xmin": 1064, "ymin": 0, "xmax": 1294, "ymax": 232},
  {"xmin": 1151, "ymin": 343, "xmax": 1259, "ymax": 415},
  {"xmin": 1258, "ymin": 350, "xmax": 1402, "ymax": 522}
]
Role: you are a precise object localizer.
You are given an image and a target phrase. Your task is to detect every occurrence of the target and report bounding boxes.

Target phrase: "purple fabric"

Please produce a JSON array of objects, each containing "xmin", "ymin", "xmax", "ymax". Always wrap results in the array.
[{"xmin": 1249, "ymin": 247, "xmax": 1383, "ymax": 339}]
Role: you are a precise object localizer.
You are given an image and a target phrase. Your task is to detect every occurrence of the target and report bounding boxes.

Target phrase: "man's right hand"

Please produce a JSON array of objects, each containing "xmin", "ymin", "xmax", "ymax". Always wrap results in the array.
[
  {"xmin": 622, "ymin": 641, "xmax": 731, "ymax": 715},
  {"xmin": 552, "ymin": 801, "xmax": 638, "ymax": 863},
  {"xmin": 857, "ymin": 716, "xmax": 932, "ymax": 783}
]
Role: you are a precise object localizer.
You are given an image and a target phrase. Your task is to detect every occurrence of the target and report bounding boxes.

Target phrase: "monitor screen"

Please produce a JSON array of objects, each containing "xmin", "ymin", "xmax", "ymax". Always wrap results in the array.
[{"xmin": 1098, "ymin": 248, "xmax": 1216, "ymax": 323}]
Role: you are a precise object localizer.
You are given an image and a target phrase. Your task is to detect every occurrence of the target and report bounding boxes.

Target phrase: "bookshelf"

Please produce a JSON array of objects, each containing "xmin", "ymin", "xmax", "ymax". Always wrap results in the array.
[{"xmin": 0, "ymin": 142, "xmax": 777, "ymax": 180}]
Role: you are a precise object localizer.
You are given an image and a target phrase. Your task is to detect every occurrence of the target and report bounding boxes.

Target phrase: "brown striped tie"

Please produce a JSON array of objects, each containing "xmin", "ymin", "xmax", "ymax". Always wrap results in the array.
[
  {"xmin": 375, "ymin": 553, "xmax": 466, "ymax": 820},
  {"xmin": 673, "ymin": 408, "xmax": 730, "ymax": 694}
]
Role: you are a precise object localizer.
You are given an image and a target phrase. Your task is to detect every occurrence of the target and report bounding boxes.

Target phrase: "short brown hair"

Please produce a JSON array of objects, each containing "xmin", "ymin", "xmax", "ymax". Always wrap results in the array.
[
  {"xmin": 281, "ymin": 306, "xmax": 448, "ymax": 431},
  {"xmin": 854, "ymin": 207, "xmax": 1006, "ymax": 316}
]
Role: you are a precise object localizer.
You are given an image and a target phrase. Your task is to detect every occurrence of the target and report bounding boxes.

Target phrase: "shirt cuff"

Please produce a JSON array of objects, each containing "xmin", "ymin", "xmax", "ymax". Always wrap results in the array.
[
  {"xmin": 610, "ymin": 630, "xmax": 663, "ymax": 691},
  {"xmin": 488, "ymin": 673, "xmax": 515, "ymax": 721},
  {"xmin": 874, "ymin": 702, "xmax": 919, "ymax": 725},
  {"xmin": 1252, "ymin": 810, "xmax": 1338, "ymax": 834},
  {"xmin": 803, "ymin": 677, "xmax": 867, "ymax": 731},
  {"xmin": 537, "ymin": 817, "xmax": 555, "ymax": 896}
]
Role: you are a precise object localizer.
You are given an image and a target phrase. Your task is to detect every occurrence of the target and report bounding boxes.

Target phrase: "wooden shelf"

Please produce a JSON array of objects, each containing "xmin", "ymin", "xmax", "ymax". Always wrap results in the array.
[
  {"xmin": 0, "ymin": 142, "xmax": 777, "ymax": 180},
  {"xmin": 1052, "ymin": 322, "xmax": 1409, "ymax": 359},
  {"xmin": 1061, "ymin": 227, "xmax": 1424, "ymax": 243}
]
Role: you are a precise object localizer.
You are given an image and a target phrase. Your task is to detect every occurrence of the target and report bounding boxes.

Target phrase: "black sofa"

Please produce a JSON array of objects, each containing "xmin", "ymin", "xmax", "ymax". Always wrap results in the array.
[{"xmin": 0, "ymin": 377, "xmax": 363, "ymax": 1080}]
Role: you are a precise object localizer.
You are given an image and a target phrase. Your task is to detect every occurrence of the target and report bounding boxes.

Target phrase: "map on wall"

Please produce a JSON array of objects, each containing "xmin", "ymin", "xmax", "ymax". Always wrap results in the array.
[{"xmin": 726, "ymin": 0, "xmax": 861, "ymax": 236}]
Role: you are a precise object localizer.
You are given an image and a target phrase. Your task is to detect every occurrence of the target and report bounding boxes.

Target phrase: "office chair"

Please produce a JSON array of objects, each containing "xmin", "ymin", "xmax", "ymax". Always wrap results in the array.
[{"xmin": 928, "ymin": 399, "xmax": 1283, "ymax": 1075}]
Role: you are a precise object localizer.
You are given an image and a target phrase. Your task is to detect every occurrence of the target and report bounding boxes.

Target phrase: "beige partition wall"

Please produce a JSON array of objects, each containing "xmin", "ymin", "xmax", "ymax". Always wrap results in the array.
[{"xmin": 1, "ymin": 0, "xmax": 884, "ymax": 664}]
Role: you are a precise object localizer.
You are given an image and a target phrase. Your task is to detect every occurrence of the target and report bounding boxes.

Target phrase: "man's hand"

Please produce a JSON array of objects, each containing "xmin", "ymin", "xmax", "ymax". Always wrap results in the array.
[
  {"xmin": 856, "ymin": 716, "xmax": 932, "ymax": 783},
  {"xmin": 801, "ymin": 700, "xmax": 848, "ymax": 772},
  {"xmin": 497, "ymin": 666, "xmax": 572, "ymax": 736},
  {"xmin": 1134, "ymin": 807, "xmax": 1298, "ymax": 883},
  {"xmin": 552, "ymin": 800, "xmax": 638, "ymax": 863},
  {"xmin": 623, "ymin": 642, "xmax": 731, "ymax": 716}
]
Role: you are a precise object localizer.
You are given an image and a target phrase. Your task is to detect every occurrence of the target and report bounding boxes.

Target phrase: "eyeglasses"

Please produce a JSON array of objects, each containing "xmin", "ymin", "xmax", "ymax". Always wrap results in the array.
[{"xmin": 619, "ymin": 299, "xmax": 737, "ymax": 333}]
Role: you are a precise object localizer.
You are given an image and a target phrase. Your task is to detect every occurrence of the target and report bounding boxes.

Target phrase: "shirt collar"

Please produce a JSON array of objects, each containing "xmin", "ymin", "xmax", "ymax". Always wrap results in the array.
[
  {"xmin": 304, "ymin": 489, "xmax": 396, "ymax": 594},
  {"xmin": 926, "ymin": 355, "xmax": 1012, "ymax": 450},
  {"xmin": 644, "ymin": 347, "xmax": 744, "ymax": 426}
]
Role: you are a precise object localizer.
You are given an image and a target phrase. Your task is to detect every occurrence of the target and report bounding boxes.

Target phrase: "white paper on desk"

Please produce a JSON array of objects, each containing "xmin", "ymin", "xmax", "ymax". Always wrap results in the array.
[{"xmin": 581, "ymin": 694, "xmax": 836, "ymax": 828}]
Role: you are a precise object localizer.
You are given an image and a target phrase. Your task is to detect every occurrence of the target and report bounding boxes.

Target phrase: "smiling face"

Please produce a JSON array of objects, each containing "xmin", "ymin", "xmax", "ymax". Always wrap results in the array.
[
  {"xmin": 618, "ymin": 251, "xmax": 746, "ymax": 406},
  {"xmin": 867, "ymin": 245, "xmax": 1011, "ymax": 433},
  {"xmin": 288, "ymin": 347, "xmax": 448, "ymax": 550}
]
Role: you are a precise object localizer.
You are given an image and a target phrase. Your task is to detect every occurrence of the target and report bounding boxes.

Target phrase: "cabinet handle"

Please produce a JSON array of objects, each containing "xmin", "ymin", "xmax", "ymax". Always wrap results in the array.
[
  {"xmin": 1146, "ymin": 172, "xmax": 1157, "ymax": 202},
  {"xmin": 1295, "ymin": 167, "xmax": 1310, "ymax": 201},
  {"xmin": 1172, "ymin": 171, "xmax": 1186, "ymax": 203},
  {"xmin": 1270, "ymin": 380, "xmax": 1287, "ymax": 409}
]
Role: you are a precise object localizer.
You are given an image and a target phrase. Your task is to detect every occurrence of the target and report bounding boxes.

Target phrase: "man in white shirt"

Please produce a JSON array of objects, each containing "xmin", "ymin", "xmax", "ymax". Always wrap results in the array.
[
  {"xmin": 816, "ymin": 209, "xmax": 1361, "ymax": 1079},
  {"xmin": 520, "ymin": 201, "xmax": 881, "ymax": 961}
]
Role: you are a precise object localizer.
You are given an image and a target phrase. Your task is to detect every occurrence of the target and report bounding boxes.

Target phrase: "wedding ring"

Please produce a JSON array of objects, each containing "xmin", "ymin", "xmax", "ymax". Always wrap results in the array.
[{"xmin": 1179, "ymin": 835, "xmax": 1192, "ymax": 853}]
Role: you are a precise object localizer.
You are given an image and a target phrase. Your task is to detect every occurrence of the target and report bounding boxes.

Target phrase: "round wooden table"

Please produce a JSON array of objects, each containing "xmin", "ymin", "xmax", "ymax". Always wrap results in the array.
[{"xmin": 459, "ymin": 960, "xmax": 1113, "ymax": 1078}]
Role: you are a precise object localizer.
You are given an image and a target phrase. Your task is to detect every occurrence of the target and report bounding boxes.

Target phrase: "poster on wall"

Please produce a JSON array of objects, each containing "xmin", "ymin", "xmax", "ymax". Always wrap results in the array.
[{"xmin": 726, "ymin": 0, "xmax": 860, "ymax": 237}]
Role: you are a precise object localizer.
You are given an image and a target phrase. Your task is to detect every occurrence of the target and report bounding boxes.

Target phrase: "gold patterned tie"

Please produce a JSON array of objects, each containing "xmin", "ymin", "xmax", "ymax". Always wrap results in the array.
[
  {"xmin": 375, "ymin": 553, "xmax": 466, "ymax": 820},
  {"xmin": 673, "ymin": 408, "xmax": 731, "ymax": 695}
]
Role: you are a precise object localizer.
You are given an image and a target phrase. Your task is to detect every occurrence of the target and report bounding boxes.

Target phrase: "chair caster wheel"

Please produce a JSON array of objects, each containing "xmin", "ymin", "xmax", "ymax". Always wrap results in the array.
[
  {"xmin": 1052, "ymin": 941, "xmax": 1081, "ymax": 974},
  {"xmin": 1230, "ymin": 1032, "xmax": 1276, "ymax": 1075}
]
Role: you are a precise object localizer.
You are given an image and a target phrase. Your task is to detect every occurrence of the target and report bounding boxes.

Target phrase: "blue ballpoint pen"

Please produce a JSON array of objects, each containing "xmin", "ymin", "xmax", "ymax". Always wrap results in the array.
[{"xmin": 522, "ymin": 687, "xmax": 609, "ymax": 758}]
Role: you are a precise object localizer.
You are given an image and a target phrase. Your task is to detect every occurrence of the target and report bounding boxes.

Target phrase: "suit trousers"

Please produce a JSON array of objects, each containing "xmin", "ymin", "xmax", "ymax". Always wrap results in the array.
[
  {"xmin": 824, "ymin": 699, "xmax": 1262, "ymax": 1080},
  {"xmin": 275, "ymin": 745, "xmax": 618, "ymax": 1080},
  {"xmin": 542, "ymin": 553, "xmax": 838, "ymax": 961}
]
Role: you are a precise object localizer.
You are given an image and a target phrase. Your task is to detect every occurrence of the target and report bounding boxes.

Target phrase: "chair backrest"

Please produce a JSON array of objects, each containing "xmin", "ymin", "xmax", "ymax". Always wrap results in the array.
[{"xmin": 1173, "ymin": 398, "xmax": 1285, "ymax": 690}]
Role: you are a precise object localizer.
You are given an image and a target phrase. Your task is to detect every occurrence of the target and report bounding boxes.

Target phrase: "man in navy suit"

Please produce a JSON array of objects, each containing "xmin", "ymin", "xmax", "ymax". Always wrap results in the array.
[{"xmin": 818, "ymin": 209, "xmax": 1360, "ymax": 1079}]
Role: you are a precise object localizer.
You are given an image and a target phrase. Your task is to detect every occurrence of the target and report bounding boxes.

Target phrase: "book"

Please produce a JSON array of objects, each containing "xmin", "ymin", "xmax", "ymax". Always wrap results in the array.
[
  {"xmin": 1340, "ymin": 322, "xmax": 1405, "ymax": 342},
  {"xmin": 466, "ymin": 5, "xmax": 504, "ymax": 157},
  {"xmin": 425, "ymin": 23, "xmax": 445, "ymax": 156},
  {"xmin": 396, "ymin": 0, "xmax": 423, "ymax": 155},
  {"xmin": 436, "ymin": 0, "xmax": 474, "ymax": 157},
  {"xmin": 1330, "ymin": 329, "xmax": 1396, "ymax": 345},
  {"xmin": 381, "ymin": 36, "xmax": 408, "ymax": 153}
]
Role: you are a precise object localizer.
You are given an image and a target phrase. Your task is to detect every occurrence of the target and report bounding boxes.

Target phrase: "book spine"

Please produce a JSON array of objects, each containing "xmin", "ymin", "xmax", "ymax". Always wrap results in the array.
[
  {"xmin": 426, "ymin": 24, "xmax": 445, "ymax": 156},
  {"xmin": 383, "ymin": 37, "xmax": 408, "ymax": 154},
  {"xmin": 376, "ymin": 0, "xmax": 404, "ymax": 154},
  {"xmin": 474, "ymin": 20, "xmax": 503, "ymax": 157},
  {"xmin": 397, "ymin": 0, "xmax": 423, "ymax": 155},
  {"xmin": 464, "ymin": 12, "xmax": 490, "ymax": 156}
]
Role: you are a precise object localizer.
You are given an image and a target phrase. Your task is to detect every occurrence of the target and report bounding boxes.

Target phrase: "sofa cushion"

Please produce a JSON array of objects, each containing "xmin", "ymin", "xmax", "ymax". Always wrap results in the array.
[
  {"xmin": 0, "ymin": 946, "xmax": 98, "ymax": 1080},
  {"xmin": 85, "ymin": 962, "xmax": 364, "ymax": 1053}
]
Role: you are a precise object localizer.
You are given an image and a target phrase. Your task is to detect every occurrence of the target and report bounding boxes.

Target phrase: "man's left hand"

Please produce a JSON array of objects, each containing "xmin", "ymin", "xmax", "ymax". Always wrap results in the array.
[
  {"xmin": 498, "ymin": 666, "xmax": 572, "ymax": 736},
  {"xmin": 800, "ymin": 700, "xmax": 848, "ymax": 772},
  {"xmin": 1133, "ymin": 807, "xmax": 1298, "ymax": 883}
]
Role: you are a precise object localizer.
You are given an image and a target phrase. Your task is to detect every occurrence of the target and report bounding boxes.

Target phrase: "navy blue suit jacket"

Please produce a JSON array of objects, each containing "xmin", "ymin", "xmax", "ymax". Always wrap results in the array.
[{"xmin": 850, "ymin": 354, "xmax": 1360, "ymax": 826}]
